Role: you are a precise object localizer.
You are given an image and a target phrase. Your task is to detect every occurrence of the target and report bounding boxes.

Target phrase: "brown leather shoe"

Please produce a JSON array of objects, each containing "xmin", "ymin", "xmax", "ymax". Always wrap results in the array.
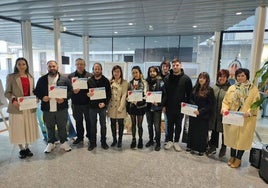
[
  {"xmin": 230, "ymin": 158, "xmax": 241, "ymax": 168},
  {"xmin": 228, "ymin": 157, "xmax": 235, "ymax": 166}
]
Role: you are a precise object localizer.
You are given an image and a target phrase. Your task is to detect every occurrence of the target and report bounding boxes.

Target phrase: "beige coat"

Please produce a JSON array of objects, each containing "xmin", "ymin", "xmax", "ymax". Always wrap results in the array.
[
  {"xmin": 107, "ymin": 79, "xmax": 128, "ymax": 119},
  {"xmin": 222, "ymin": 84, "xmax": 260, "ymax": 150},
  {"xmin": 4, "ymin": 73, "xmax": 35, "ymax": 114}
]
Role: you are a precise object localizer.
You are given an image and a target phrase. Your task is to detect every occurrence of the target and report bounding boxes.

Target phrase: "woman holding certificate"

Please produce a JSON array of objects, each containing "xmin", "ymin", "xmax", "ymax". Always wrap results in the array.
[
  {"xmin": 187, "ymin": 72, "xmax": 214, "ymax": 156},
  {"xmin": 145, "ymin": 66, "xmax": 164, "ymax": 151},
  {"xmin": 4, "ymin": 57, "xmax": 39, "ymax": 159},
  {"xmin": 107, "ymin": 65, "xmax": 128, "ymax": 148},
  {"xmin": 222, "ymin": 68, "xmax": 259, "ymax": 168},
  {"xmin": 127, "ymin": 66, "xmax": 148, "ymax": 149}
]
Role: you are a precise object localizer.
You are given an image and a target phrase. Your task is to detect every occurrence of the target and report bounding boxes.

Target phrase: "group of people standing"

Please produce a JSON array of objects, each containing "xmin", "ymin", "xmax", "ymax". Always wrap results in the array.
[{"xmin": 4, "ymin": 57, "xmax": 260, "ymax": 169}]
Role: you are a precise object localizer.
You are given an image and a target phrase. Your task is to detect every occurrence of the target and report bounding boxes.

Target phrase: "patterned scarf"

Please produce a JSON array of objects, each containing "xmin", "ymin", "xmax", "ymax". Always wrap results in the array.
[{"xmin": 232, "ymin": 80, "xmax": 251, "ymax": 110}]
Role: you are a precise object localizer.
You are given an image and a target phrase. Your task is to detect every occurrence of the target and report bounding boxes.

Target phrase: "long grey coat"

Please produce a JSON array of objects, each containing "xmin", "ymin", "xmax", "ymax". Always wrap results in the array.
[
  {"xmin": 107, "ymin": 79, "xmax": 128, "ymax": 119},
  {"xmin": 4, "ymin": 73, "xmax": 35, "ymax": 114},
  {"xmin": 209, "ymin": 82, "xmax": 230, "ymax": 132}
]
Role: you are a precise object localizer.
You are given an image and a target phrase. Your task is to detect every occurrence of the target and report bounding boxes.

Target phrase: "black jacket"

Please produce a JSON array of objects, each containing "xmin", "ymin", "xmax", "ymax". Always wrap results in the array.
[
  {"xmin": 146, "ymin": 76, "xmax": 164, "ymax": 111},
  {"xmin": 68, "ymin": 70, "xmax": 92, "ymax": 105},
  {"xmin": 163, "ymin": 69, "xmax": 193, "ymax": 114},
  {"xmin": 87, "ymin": 75, "xmax": 111, "ymax": 108},
  {"xmin": 34, "ymin": 73, "xmax": 73, "ymax": 111}
]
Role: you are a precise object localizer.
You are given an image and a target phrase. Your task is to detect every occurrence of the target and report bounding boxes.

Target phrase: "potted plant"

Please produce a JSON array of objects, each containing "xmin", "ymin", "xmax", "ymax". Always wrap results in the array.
[{"xmin": 251, "ymin": 61, "xmax": 268, "ymax": 110}]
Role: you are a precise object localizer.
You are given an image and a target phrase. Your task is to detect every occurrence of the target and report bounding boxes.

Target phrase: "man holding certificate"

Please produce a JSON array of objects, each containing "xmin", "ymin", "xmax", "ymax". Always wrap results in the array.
[
  {"xmin": 222, "ymin": 68, "xmax": 260, "ymax": 168},
  {"xmin": 34, "ymin": 60, "xmax": 73, "ymax": 153},
  {"xmin": 68, "ymin": 58, "xmax": 92, "ymax": 145},
  {"xmin": 87, "ymin": 63, "xmax": 111, "ymax": 151},
  {"xmin": 162, "ymin": 58, "xmax": 193, "ymax": 152}
]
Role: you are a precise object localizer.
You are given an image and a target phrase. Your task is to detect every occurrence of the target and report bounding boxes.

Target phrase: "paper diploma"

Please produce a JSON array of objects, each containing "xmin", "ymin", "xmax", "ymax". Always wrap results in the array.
[
  {"xmin": 222, "ymin": 111, "xmax": 244, "ymax": 126},
  {"xmin": 128, "ymin": 90, "xmax": 143, "ymax": 102},
  {"xmin": 18, "ymin": 96, "xmax": 37, "ymax": 110},
  {"xmin": 72, "ymin": 77, "xmax": 88, "ymax": 89},
  {"xmin": 49, "ymin": 86, "xmax": 67, "ymax": 98},
  {"xmin": 146, "ymin": 91, "xmax": 162, "ymax": 103},
  {"xmin": 89, "ymin": 87, "xmax": 106, "ymax": 100},
  {"xmin": 181, "ymin": 102, "xmax": 198, "ymax": 117}
]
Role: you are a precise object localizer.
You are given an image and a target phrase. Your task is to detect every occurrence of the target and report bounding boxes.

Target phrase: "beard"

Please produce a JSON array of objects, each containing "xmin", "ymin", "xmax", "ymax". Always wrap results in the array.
[{"xmin": 48, "ymin": 70, "xmax": 58, "ymax": 76}]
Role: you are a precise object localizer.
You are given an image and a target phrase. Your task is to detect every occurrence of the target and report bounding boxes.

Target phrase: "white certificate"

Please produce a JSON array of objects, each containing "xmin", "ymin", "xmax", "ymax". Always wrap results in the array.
[
  {"xmin": 89, "ymin": 87, "xmax": 106, "ymax": 100},
  {"xmin": 72, "ymin": 77, "xmax": 88, "ymax": 89},
  {"xmin": 49, "ymin": 86, "xmax": 67, "ymax": 98},
  {"xmin": 222, "ymin": 111, "xmax": 244, "ymax": 126},
  {"xmin": 128, "ymin": 90, "xmax": 143, "ymax": 102},
  {"xmin": 18, "ymin": 96, "xmax": 37, "ymax": 111},
  {"xmin": 146, "ymin": 91, "xmax": 162, "ymax": 103},
  {"xmin": 181, "ymin": 102, "xmax": 198, "ymax": 117}
]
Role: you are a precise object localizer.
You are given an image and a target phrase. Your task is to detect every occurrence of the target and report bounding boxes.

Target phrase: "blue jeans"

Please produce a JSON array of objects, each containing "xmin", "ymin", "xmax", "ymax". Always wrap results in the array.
[{"xmin": 89, "ymin": 107, "xmax": 107, "ymax": 144}]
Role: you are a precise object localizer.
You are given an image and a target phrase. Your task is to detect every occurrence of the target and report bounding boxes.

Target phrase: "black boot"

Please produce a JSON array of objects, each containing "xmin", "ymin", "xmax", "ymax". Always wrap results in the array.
[
  {"xmin": 145, "ymin": 140, "xmax": 154, "ymax": 147},
  {"xmin": 19, "ymin": 149, "xmax": 27, "ymax": 159},
  {"xmin": 110, "ymin": 124, "xmax": 117, "ymax": 147},
  {"xmin": 137, "ymin": 138, "xmax": 143, "ymax": 149},
  {"xmin": 111, "ymin": 139, "xmax": 117, "ymax": 147},
  {"xmin": 25, "ymin": 148, "xmax": 33, "ymax": 157},
  {"xmin": 155, "ymin": 143, "xmax": 161, "ymax": 151},
  {"xmin": 117, "ymin": 123, "xmax": 124, "ymax": 148},
  {"xmin": 117, "ymin": 138, "xmax": 122, "ymax": 148},
  {"xmin": 130, "ymin": 138, "xmax": 136, "ymax": 149}
]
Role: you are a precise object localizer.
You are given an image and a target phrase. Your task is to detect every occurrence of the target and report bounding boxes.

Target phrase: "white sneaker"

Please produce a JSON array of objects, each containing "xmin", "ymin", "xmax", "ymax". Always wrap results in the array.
[
  {"xmin": 173, "ymin": 142, "xmax": 182, "ymax": 152},
  {"xmin": 60, "ymin": 141, "xmax": 72, "ymax": 152},
  {"xmin": 44, "ymin": 143, "xmax": 55, "ymax": 153},
  {"xmin": 164, "ymin": 141, "xmax": 173, "ymax": 150}
]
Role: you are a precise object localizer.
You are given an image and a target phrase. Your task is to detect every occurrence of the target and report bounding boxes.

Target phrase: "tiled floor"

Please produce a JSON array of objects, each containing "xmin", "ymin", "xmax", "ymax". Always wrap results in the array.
[{"xmin": 0, "ymin": 114, "xmax": 267, "ymax": 188}]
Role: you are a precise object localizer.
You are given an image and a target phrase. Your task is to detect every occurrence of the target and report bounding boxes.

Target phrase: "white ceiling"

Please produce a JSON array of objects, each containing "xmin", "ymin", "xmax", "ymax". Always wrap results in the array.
[{"xmin": 0, "ymin": 0, "xmax": 268, "ymax": 37}]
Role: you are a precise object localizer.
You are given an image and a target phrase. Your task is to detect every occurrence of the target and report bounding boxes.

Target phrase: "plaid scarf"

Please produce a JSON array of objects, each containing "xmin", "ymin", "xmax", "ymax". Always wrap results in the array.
[{"xmin": 232, "ymin": 80, "xmax": 251, "ymax": 110}]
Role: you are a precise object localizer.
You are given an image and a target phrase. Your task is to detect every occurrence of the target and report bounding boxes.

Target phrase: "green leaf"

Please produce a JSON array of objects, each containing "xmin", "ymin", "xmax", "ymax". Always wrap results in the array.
[{"xmin": 251, "ymin": 97, "xmax": 267, "ymax": 110}]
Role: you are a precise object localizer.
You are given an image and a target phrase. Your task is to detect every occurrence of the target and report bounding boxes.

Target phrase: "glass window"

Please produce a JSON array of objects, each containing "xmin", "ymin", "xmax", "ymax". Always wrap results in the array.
[
  {"xmin": 32, "ymin": 26, "xmax": 55, "ymax": 80},
  {"xmin": 89, "ymin": 37, "xmax": 112, "ymax": 70},
  {"xmin": 0, "ymin": 19, "xmax": 22, "ymax": 86},
  {"xmin": 220, "ymin": 32, "xmax": 253, "ymax": 81},
  {"xmin": 61, "ymin": 33, "xmax": 83, "ymax": 74}
]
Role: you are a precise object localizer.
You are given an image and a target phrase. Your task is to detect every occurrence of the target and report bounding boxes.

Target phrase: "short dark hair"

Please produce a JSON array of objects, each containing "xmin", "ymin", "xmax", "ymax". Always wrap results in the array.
[
  {"xmin": 160, "ymin": 60, "xmax": 170, "ymax": 69},
  {"xmin": 217, "ymin": 69, "xmax": 229, "ymax": 79},
  {"xmin": 93, "ymin": 62, "xmax": 102, "ymax": 70},
  {"xmin": 171, "ymin": 58, "xmax": 181, "ymax": 64},
  {"xmin": 235, "ymin": 68, "xmax": 250, "ymax": 80}
]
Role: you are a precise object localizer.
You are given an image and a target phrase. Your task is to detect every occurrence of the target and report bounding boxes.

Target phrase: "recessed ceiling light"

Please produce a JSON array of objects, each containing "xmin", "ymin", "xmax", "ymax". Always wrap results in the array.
[
  {"xmin": 128, "ymin": 23, "xmax": 134, "ymax": 26},
  {"xmin": 114, "ymin": 31, "xmax": 118, "ymax": 34},
  {"xmin": 193, "ymin": 25, "xmax": 197, "ymax": 28},
  {"xmin": 236, "ymin": 12, "xmax": 242, "ymax": 15},
  {"xmin": 69, "ymin": 18, "xmax": 75, "ymax": 21},
  {"xmin": 149, "ymin": 25, "xmax": 154, "ymax": 30}
]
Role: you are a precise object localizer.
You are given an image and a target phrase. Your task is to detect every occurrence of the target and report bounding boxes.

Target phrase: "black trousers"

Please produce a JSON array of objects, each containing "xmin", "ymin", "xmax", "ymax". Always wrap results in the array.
[
  {"xmin": 166, "ymin": 112, "xmax": 184, "ymax": 142},
  {"xmin": 146, "ymin": 110, "xmax": 161, "ymax": 144},
  {"xmin": 209, "ymin": 130, "xmax": 225, "ymax": 148},
  {"xmin": 72, "ymin": 104, "xmax": 91, "ymax": 140}
]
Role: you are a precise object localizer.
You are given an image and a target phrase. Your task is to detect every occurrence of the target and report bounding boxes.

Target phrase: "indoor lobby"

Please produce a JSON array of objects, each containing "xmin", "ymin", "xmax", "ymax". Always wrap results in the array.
[{"xmin": 1, "ymin": 0, "xmax": 268, "ymax": 187}]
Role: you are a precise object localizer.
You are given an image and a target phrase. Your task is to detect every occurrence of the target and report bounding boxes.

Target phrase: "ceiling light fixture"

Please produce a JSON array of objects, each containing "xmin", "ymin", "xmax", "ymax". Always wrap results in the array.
[
  {"xmin": 114, "ymin": 31, "xmax": 118, "ymax": 34},
  {"xmin": 149, "ymin": 25, "xmax": 154, "ymax": 30},
  {"xmin": 69, "ymin": 18, "xmax": 75, "ymax": 21},
  {"xmin": 236, "ymin": 12, "xmax": 242, "ymax": 15},
  {"xmin": 192, "ymin": 25, "xmax": 197, "ymax": 28},
  {"xmin": 128, "ymin": 23, "xmax": 133, "ymax": 26}
]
